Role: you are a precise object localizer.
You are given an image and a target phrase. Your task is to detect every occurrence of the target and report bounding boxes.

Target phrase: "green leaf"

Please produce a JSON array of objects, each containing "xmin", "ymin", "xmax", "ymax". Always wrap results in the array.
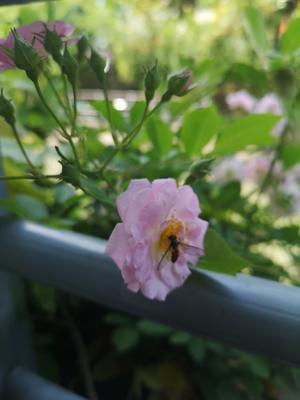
[
  {"xmin": 226, "ymin": 63, "xmax": 268, "ymax": 95},
  {"xmin": 281, "ymin": 142, "xmax": 300, "ymax": 168},
  {"xmin": 188, "ymin": 338, "xmax": 206, "ymax": 363},
  {"xmin": 169, "ymin": 331, "xmax": 191, "ymax": 346},
  {"xmin": 112, "ymin": 326, "xmax": 140, "ymax": 353},
  {"xmin": 214, "ymin": 181, "xmax": 241, "ymax": 209},
  {"xmin": 146, "ymin": 116, "xmax": 173, "ymax": 156},
  {"xmin": 90, "ymin": 100, "xmax": 129, "ymax": 134},
  {"xmin": 280, "ymin": 17, "xmax": 300, "ymax": 53},
  {"xmin": 104, "ymin": 313, "xmax": 130, "ymax": 326},
  {"xmin": 137, "ymin": 320, "xmax": 172, "ymax": 336},
  {"xmin": 14, "ymin": 194, "xmax": 49, "ymax": 220},
  {"xmin": 214, "ymin": 114, "xmax": 278, "ymax": 156},
  {"xmin": 181, "ymin": 106, "xmax": 223, "ymax": 156},
  {"xmin": 199, "ymin": 228, "xmax": 248, "ymax": 275},
  {"xmin": 79, "ymin": 177, "xmax": 114, "ymax": 207},
  {"xmin": 243, "ymin": 7, "xmax": 269, "ymax": 59}
]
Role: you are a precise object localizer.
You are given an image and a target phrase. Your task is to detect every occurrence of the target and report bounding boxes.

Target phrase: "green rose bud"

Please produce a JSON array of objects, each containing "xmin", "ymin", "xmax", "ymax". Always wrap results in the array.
[
  {"xmin": 12, "ymin": 29, "xmax": 43, "ymax": 82},
  {"xmin": 77, "ymin": 35, "xmax": 89, "ymax": 63},
  {"xmin": 162, "ymin": 69, "xmax": 193, "ymax": 102},
  {"xmin": 43, "ymin": 26, "xmax": 63, "ymax": 65},
  {"xmin": 144, "ymin": 60, "xmax": 161, "ymax": 103},
  {"xmin": 59, "ymin": 159, "xmax": 80, "ymax": 187},
  {"xmin": 62, "ymin": 46, "xmax": 78, "ymax": 89},
  {"xmin": 89, "ymin": 49, "xmax": 108, "ymax": 85},
  {"xmin": 0, "ymin": 89, "xmax": 15, "ymax": 127}
]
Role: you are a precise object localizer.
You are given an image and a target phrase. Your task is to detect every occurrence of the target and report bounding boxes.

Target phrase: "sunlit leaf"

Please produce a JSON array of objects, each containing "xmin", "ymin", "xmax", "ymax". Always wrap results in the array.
[{"xmin": 199, "ymin": 228, "xmax": 248, "ymax": 275}]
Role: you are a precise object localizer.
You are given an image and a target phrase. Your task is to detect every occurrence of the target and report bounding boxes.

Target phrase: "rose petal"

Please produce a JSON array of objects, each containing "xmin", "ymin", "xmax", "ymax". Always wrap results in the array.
[{"xmin": 105, "ymin": 223, "xmax": 128, "ymax": 268}]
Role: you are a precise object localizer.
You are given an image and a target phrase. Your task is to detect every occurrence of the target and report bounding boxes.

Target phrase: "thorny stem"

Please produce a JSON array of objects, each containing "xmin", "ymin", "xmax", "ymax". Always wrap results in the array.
[{"xmin": 33, "ymin": 79, "xmax": 81, "ymax": 169}]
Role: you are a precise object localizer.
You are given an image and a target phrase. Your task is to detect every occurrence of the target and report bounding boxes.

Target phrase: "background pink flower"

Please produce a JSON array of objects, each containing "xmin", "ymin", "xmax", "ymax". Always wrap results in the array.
[
  {"xmin": 106, "ymin": 178, "xmax": 208, "ymax": 301},
  {"xmin": 0, "ymin": 20, "xmax": 74, "ymax": 71}
]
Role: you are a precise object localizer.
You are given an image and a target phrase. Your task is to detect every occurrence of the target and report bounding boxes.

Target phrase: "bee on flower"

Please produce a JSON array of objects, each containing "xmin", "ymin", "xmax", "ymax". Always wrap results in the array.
[{"xmin": 106, "ymin": 178, "xmax": 208, "ymax": 301}]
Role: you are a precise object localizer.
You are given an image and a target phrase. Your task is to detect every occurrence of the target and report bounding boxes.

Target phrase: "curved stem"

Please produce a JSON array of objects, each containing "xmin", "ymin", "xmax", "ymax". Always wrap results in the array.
[
  {"xmin": 98, "ymin": 100, "xmax": 160, "ymax": 174},
  {"xmin": 45, "ymin": 70, "xmax": 72, "ymax": 120},
  {"xmin": 12, "ymin": 125, "xmax": 36, "ymax": 171},
  {"xmin": 33, "ymin": 79, "xmax": 81, "ymax": 169}
]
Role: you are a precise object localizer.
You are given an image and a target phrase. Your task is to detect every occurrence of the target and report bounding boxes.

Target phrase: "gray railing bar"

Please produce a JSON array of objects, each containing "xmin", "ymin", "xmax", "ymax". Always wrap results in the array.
[
  {"xmin": 3, "ymin": 367, "xmax": 87, "ymax": 400},
  {"xmin": 0, "ymin": 218, "xmax": 300, "ymax": 365}
]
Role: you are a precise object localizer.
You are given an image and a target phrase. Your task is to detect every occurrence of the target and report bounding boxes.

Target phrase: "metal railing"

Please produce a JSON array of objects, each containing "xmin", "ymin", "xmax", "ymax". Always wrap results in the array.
[{"xmin": 1, "ymin": 218, "xmax": 300, "ymax": 367}]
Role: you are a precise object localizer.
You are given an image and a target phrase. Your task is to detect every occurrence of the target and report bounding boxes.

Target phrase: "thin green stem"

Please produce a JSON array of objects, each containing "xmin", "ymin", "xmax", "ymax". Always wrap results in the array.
[
  {"xmin": 103, "ymin": 78, "xmax": 119, "ymax": 145},
  {"xmin": 33, "ymin": 79, "xmax": 81, "ymax": 169},
  {"xmin": 71, "ymin": 83, "xmax": 77, "ymax": 136},
  {"xmin": 0, "ymin": 174, "xmax": 60, "ymax": 181},
  {"xmin": 45, "ymin": 70, "xmax": 72, "ymax": 120},
  {"xmin": 12, "ymin": 125, "xmax": 36, "ymax": 171},
  {"xmin": 98, "ymin": 101, "xmax": 153, "ymax": 174},
  {"xmin": 63, "ymin": 74, "xmax": 73, "ymax": 117}
]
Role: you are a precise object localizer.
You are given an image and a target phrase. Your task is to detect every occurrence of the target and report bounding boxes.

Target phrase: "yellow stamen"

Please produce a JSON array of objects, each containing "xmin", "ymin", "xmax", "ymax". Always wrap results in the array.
[{"xmin": 159, "ymin": 219, "xmax": 183, "ymax": 252}]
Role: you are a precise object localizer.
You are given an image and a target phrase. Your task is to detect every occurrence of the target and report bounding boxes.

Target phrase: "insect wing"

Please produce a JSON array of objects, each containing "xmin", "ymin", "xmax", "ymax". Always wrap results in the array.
[
  {"xmin": 157, "ymin": 244, "xmax": 172, "ymax": 271},
  {"xmin": 179, "ymin": 241, "xmax": 203, "ymax": 259}
]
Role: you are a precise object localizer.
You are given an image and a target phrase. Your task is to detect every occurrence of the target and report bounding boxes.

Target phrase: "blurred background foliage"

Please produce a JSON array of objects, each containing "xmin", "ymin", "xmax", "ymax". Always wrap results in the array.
[{"xmin": 1, "ymin": 0, "xmax": 300, "ymax": 399}]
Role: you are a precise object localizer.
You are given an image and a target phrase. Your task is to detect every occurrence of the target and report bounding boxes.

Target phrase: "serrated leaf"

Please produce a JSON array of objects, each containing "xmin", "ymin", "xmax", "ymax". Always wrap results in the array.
[
  {"xmin": 214, "ymin": 114, "xmax": 278, "ymax": 156},
  {"xmin": 181, "ymin": 106, "xmax": 223, "ymax": 156},
  {"xmin": 199, "ymin": 228, "xmax": 248, "ymax": 275}
]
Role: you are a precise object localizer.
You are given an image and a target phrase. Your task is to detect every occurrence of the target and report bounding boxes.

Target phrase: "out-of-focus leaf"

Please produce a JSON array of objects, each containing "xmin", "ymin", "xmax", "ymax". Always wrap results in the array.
[
  {"xmin": 214, "ymin": 181, "xmax": 241, "ymax": 209},
  {"xmin": 188, "ymin": 338, "xmax": 206, "ymax": 363},
  {"xmin": 239, "ymin": 352, "xmax": 270, "ymax": 379},
  {"xmin": 90, "ymin": 100, "xmax": 130, "ymax": 133},
  {"xmin": 146, "ymin": 116, "xmax": 173, "ymax": 156},
  {"xmin": 169, "ymin": 331, "xmax": 191, "ymax": 346},
  {"xmin": 226, "ymin": 63, "xmax": 268, "ymax": 94},
  {"xmin": 243, "ymin": 7, "xmax": 269, "ymax": 61},
  {"xmin": 54, "ymin": 183, "xmax": 76, "ymax": 204},
  {"xmin": 181, "ymin": 106, "xmax": 223, "ymax": 156},
  {"xmin": 137, "ymin": 320, "xmax": 172, "ymax": 336},
  {"xmin": 199, "ymin": 228, "xmax": 248, "ymax": 274},
  {"xmin": 104, "ymin": 313, "xmax": 130, "ymax": 325},
  {"xmin": 79, "ymin": 177, "xmax": 114, "ymax": 207},
  {"xmin": 281, "ymin": 143, "xmax": 300, "ymax": 168},
  {"xmin": 31, "ymin": 283, "xmax": 57, "ymax": 316},
  {"xmin": 280, "ymin": 17, "xmax": 300, "ymax": 53},
  {"xmin": 185, "ymin": 158, "xmax": 215, "ymax": 184},
  {"xmin": 214, "ymin": 114, "xmax": 279, "ymax": 156},
  {"xmin": 112, "ymin": 325, "xmax": 140, "ymax": 353},
  {"xmin": 15, "ymin": 194, "xmax": 49, "ymax": 220}
]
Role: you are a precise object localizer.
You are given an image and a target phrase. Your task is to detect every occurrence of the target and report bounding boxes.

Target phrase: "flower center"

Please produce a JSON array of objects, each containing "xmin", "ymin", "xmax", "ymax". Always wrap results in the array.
[{"xmin": 159, "ymin": 219, "xmax": 184, "ymax": 252}]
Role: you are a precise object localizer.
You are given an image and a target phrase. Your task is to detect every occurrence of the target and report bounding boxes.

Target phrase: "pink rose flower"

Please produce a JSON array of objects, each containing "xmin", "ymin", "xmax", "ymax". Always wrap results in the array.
[
  {"xmin": 0, "ymin": 21, "xmax": 74, "ymax": 71},
  {"xmin": 106, "ymin": 178, "xmax": 208, "ymax": 301}
]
